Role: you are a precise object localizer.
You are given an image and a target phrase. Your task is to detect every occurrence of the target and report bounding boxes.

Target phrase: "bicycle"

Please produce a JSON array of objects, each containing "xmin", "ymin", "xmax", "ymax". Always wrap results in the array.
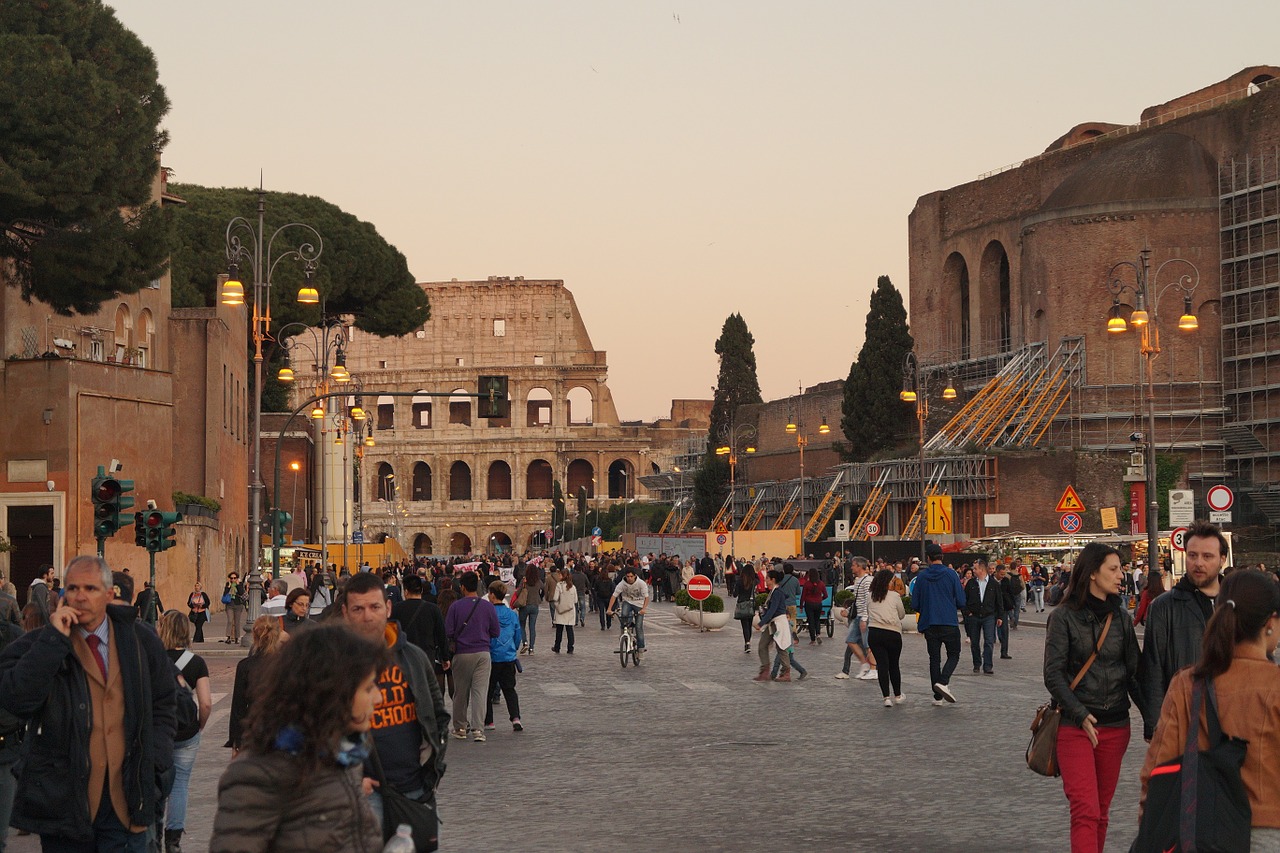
[{"xmin": 610, "ymin": 609, "xmax": 641, "ymax": 668}]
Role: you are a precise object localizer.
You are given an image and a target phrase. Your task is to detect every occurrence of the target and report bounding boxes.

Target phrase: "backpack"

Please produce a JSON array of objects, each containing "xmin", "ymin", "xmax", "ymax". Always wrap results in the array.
[{"xmin": 172, "ymin": 650, "xmax": 201, "ymax": 742}]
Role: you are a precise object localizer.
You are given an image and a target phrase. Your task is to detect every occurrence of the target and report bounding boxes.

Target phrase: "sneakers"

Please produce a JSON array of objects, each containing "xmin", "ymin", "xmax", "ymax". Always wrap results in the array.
[
  {"xmin": 933, "ymin": 682, "xmax": 957, "ymax": 703},
  {"xmin": 796, "ymin": 671, "xmax": 808, "ymax": 681},
  {"xmin": 743, "ymin": 643, "xmax": 751, "ymax": 653},
  {"xmin": 512, "ymin": 718, "xmax": 524, "ymax": 732},
  {"xmin": 834, "ymin": 672, "xmax": 850, "ymax": 680},
  {"xmin": 484, "ymin": 723, "xmax": 497, "ymax": 731},
  {"xmin": 894, "ymin": 694, "xmax": 905, "ymax": 704},
  {"xmin": 884, "ymin": 697, "xmax": 894, "ymax": 707},
  {"xmin": 857, "ymin": 663, "xmax": 871, "ymax": 679},
  {"xmin": 473, "ymin": 731, "xmax": 486, "ymax": 743},
  {"xmin": 932, "ymin": 698, "xmax": 949, "ymax": 706},
  {"xmin": 452, "ymin": 728, "xmax": 468, "ymax": 740},
  {"xmin": 857, "ymin": 669, "xmax": 878, "ymax": 681},
  {"xmin": 1000, "ymin": 654, "xmax": 1013, "ymax": 660}
]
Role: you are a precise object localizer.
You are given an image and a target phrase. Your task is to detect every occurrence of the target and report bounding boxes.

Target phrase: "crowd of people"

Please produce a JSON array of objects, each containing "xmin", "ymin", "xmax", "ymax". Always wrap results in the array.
[{"xmin": 3, "ymin": 523, "xmax": 1280, "ymax": 851}]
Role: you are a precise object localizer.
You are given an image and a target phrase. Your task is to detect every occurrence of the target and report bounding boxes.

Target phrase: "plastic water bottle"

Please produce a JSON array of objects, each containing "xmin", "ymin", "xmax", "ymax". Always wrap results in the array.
[{"xmin": 382, "ymin": 824, "xmax": 414, "ymax": 853}]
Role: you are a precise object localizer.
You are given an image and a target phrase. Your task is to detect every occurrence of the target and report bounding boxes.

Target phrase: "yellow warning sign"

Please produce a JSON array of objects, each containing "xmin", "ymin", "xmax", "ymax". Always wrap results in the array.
[
  {"xmin": 1055, "ymin": 485, "xmax": 1086, "ymax": 513},
  {"xmin": 715, "ymin": 521, "xmax": 728, "ymax": 535},
  {"xmin": 926, "ymin": 495, "xmax": 953, "ymax": 535}
]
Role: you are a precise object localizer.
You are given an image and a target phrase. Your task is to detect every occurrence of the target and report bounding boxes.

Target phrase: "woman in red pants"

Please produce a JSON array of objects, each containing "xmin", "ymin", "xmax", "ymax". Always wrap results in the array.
[{"xmin": 1043, "ymin": 541, "xmax": 1142, "ymax": 853}]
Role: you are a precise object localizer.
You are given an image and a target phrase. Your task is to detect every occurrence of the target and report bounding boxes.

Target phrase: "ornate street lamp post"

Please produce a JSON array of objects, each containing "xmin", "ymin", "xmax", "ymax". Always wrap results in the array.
[
  {"xmin": 900, "ymin": 352, "xmax": 957, "ymax": 561},
  {"xmin": 785, "ymin": 385, "xmax": 829, "ymax": 549},
  {"xmin": 1103, "ymin": 247, "xmax": 1200, "ymax": 574},
  {"xmin": 715, "ymin": 422, "xmax": 756, "ymax": 558}
]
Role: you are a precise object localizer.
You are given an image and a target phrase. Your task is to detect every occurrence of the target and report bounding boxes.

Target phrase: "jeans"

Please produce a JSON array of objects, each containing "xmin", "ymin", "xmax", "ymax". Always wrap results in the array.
[
  {"xmin": 923, "ymin": 624, "xmax": 961, "ymax": 698},
  {"xmin": 165, "ymin": 732, "xmax": 201, "ymax": 830},
  {"xmin": 1032, "ymin": 586, "xmax": 1045, "ymax": 611},
  {"xmin": 450, "ymin": 652, "xmax": 492, "ymax": 733},
  {"xmin": 0, "ymin": 742, "xmax": 18, "ymax": 853},
  {"xmin": 1057, "ymin": 722, "xmax": 1130, "ymax": 853},
  {"xmin": 867, "ymin": 627, "xmax": 903, "ymax": 698},
  {"xmin": 756, "ymin": 625, "xmax": 776, "ymax": 670},
  {"xmin": 739, "ymin": 615, "xmax": 753, "ymax": 645},
  {"xmin": 553, "ymin": 624, "xmax": 575, "ymax": 652},
  {"xmin": 803, "ymin": 602, "xmax": 822, "ymax": 642},
  {"xmin": 40, "ymin": 784, "xmax": 149, "ymax": 852},
  {"xmin": 618, "ymin": 602, "xmax": 645, "ymax": 648},
  {"xmin": 998, "ymin": 610, "xmax": 1014, "ymax": 655},
  {"xmin": 574, "ymin": 600, "xmax": 585, "ymax": 626},
  {"xmin": 484, "ymin": 660, "xmax": 521, "ymax": 725},
  {"xmin": 519, "ymin": 605, "xmax": 539, "ymax": 649},
  {"xmin": 964, "ymin": 614, "xmax": 996, "ymax": 672},
  {"xmin": 771, "ymin": 647, "xmax": 805, "ymax": 677},
  {"xmin": 595, "ymin": 595, "xmax": 612, "ymax": 630},
  {"xmin": 226, "ymin": 603, "xmax": 245, "ymax": 640}
]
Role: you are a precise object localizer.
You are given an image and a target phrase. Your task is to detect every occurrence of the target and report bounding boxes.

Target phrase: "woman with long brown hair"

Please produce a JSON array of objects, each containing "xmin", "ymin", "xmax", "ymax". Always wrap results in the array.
[
  {"xmin": 867, "ymin": 568, "xmax": 906, "ymax": 707},
  {"xmin": 1140, "ymin": 569, "xmax": 1280, "ymax": 848},
  {"xmin": 1043, "ymin": 541, "xmax": 1141, "ymax": 853},
  {"xmin": 1134, "ymin": 570, "xmax": 1165, "ymax": 626},
  {"xmin": 225, "ymin": 615, "xmax": 286, "ymax": 754}
]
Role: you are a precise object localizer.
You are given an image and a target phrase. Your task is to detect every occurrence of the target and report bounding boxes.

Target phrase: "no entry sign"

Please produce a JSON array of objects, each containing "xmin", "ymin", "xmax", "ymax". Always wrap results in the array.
[
  {"xmin": 687, "ymin": 575, "xmax": 713, "ymax": 601},
  {"xmin": 1206, "ymin": 485, "xmax": 1234, "ymax": 512}
]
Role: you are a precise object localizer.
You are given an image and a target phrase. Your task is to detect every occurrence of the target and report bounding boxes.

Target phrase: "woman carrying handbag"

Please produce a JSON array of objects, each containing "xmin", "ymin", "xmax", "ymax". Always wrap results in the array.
[
  {"xmin": 1137, "ymin": 569, "xmax": 1280, "ymax": 852},
  {"xmin": 1043, "ymin": 541, "xmax": 1142, "ymax": 853}
]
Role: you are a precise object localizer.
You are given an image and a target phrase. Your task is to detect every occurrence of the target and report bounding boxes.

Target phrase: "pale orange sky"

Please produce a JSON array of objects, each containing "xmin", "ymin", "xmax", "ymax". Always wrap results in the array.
[{"xmin": 107, "ymin": 0, "xmax": 1280, "ymax": 420}]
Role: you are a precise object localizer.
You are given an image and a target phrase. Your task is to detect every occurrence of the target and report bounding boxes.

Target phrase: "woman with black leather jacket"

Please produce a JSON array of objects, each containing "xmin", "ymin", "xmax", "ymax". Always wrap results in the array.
[{"xmin": 1043, "ymin": 541, "xmax": 1142, "ymax": 853}]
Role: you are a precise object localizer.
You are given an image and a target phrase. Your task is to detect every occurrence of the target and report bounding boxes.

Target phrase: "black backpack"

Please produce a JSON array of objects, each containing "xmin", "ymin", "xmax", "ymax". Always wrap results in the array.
[{"xmin": 171, "ymin": 650, "xmax": 201, "ymax": 742}]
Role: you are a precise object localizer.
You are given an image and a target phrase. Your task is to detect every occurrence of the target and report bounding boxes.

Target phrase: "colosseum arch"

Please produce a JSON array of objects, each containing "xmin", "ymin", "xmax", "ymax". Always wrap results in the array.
[
  {"xmin": 448, "ymin": 531, "xmax": 472, "ymax": 555},
  {"xmin": 608, "ymin": 459, "xmax": 633, "ymax": 498},
  {"xmin": 376, "ymin": 462, "xmax": 395, "ymax": 501},
  {"xmin": 449, "ymin": 461, "xmax": 472, "ymax": 500},
  {"xmin": 413, "ymin": 533, "xmax": 433, "ymax": 555},
  {"xmin": 377, "ymin": 395, "xmax": 395, "ymax": 430},
  {"xmin": 567, "ymin": 386, "xmax": 594, "ymax": 425},
  {"xmin": 411, "ymin": 462, "xmax": 432, "ymax": 501},
  {"xmin": 411, "ymin": 391, "xmax": 432, "ymax": 429},
  {"xmin": 567, "ymin": 458, "xmax": 594, "ymax": 497},
  {"xmin": 489, "ymin": 531, "xmax": 513, "ymax": 554},
  {"xmin": 449, "ymin": 388, "xmax": 472, "ymax": 426},
  {"xmin": 526, "ymin": 386, "xmax": 553, "ymax": 426},
  {"xmin": 526, "ymin": 459, "xmax": 553, "ymax": 499},
  {"xmin": 487, "ymin": 461, "xmax": 512, "ymax": 500}
]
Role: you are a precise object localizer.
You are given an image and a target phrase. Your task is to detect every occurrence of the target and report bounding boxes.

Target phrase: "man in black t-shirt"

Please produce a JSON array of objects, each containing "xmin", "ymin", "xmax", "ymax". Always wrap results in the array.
[{"xmin": 391, "ymin": 575, "xmax": 450, "ymax": 687}]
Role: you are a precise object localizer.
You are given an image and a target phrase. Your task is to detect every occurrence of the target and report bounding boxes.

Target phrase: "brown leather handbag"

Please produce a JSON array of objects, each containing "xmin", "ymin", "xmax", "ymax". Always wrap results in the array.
[{"xmin": 1027, "ymin": 613, "xmax": 1112, "ymax": 777}]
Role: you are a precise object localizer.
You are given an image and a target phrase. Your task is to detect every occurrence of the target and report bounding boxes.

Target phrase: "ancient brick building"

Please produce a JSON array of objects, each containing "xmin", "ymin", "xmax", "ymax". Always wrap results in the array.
[{"xmin": 316, "ymin": 277, "xmax": 708, "ymax": 557}]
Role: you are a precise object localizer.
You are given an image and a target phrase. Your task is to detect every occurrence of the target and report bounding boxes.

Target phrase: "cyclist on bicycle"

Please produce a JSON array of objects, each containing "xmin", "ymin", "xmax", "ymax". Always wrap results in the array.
[{"xmin": 607, "ymin": 567, "xmax": 650, "ymax": 653}]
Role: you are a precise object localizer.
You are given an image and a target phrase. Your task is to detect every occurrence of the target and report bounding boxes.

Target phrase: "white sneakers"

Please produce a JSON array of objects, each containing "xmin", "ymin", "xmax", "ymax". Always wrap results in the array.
[
  {"xmin": 857, "ymin": 668, "xmax": 878, "ymax": 681},
  {"xmin": 834, "ymin": 672, "xmax": 850, "ymax": 680},
  {"xmin": 884, "ymin": 697, "xmax": 893, "ymax": 707},
  {"xmin": 894, "ymin": 694, "xmax": 905, "ymax": 704},
  {"xmin": 933, "ymin": 682, "xmax": 957, "ymax": 703},
  {"xmin": 932, "ymin": 699, "xmax": 948, "ymax": 706}
]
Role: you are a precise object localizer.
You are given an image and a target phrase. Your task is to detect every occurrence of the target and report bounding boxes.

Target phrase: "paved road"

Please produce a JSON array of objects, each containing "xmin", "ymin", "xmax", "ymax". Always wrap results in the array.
[{"xmin": 4, "ymin": 602, "xmax": 1153, "ymax": 852}]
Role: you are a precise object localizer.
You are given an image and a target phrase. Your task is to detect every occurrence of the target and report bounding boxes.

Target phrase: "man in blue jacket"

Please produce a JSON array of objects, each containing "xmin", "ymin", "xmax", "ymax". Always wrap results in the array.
[
  {"xmin": 753, "ymin": 570, "xmax": 789, "ymax": 682},
  {"xmin": 484, "ymin": 581, "xmax": 524, "ymax": 732},
  {"xmin": 0, "ymin": 555, "xmax": 176, "ymax": 851},
  {"xmin": 913, "ymin": 543, "xmax": 966, "ymax": 705}
]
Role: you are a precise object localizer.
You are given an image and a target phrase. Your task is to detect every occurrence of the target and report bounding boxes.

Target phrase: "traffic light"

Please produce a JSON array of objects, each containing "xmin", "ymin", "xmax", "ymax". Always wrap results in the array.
[
  {"xmin": 272, "ymin": 509, "xmax": 292, "ymax": 547},
  {"xmin": 478, "ymin": 375, "xmax": 509, "ymax": 419},
  {"xmin": 141, "ymin": 510, "xmax": 182, "ymax": 553},
  {"xmin": 91, "ymin": 473, "xmax": 135, "ymax": 539}
]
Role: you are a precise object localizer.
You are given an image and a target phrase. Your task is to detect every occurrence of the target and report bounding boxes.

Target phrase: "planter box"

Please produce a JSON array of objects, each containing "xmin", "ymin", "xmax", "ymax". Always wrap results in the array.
[
  {"xmin": 177, "ymin": 503, "xmax": 219, "ymax": 520},
  {"xmin": 680, "ymin": 607, "xmax": 732, "ymax": 630}
]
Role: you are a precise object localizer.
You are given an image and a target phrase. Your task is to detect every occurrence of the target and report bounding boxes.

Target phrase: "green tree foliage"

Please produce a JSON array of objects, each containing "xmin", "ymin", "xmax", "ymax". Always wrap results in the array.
[
  {"xmin": 167, "ymin": 184, "xmax": 429, "ymax": 337},
  {"xmin": 841, "ymin": 276, "xmax": 915, "ymax": 462},
  {"xmin": 695, "ymin": 313, "xmax": 763, "ymax": 527},
  {"xmin": 0, "ymin": 1, "xmax": 171, "ymax": 314}
]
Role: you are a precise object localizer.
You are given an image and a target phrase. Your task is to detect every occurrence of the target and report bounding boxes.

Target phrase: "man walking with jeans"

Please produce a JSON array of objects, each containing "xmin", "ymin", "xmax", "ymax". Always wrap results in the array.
[{"xmin": 913, "ymin": 543, "xmax": 966, "ymax": 705}]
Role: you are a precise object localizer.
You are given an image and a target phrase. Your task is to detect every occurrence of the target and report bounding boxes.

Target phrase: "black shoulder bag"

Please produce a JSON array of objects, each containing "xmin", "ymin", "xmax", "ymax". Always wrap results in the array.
[
  {"xmin": 1130, "ymin": 677, "xmax": 1250, "ymax": 853},
  {"xmin": 446, "ymin": 597, "xmax": 482, "ymax": 656},
  {"xmin": 369, "ymin": 740, "xmax": 439, "ymax": 852}
]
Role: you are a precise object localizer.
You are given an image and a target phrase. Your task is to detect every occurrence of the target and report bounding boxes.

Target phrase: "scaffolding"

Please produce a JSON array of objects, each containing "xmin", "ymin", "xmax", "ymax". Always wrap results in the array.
[{"xmin": 1220, "ymin": 148, "xmax": 1280, "ymax": 523}]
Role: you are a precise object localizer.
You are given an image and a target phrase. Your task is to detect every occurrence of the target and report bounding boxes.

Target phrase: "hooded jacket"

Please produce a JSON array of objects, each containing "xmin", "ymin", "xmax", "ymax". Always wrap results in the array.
[
  {"xmin": 913, "ymin": 561, "xmax": 965, "ymax": 630},
  {"xmin": 378, "ymin": 623, "xmax": 451, "ymax": 790}
]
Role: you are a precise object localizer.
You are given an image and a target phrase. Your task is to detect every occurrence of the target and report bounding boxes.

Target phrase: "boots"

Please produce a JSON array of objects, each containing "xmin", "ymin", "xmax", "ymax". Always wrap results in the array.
[
  {"xmin": 776, "ymin": 669, "xmax": 792, "ymax": 682},
  {"xmin": 752, "ymin": 667, "xmax": 772, "ymax": 682},
  {"xmin": 164, "ymin": 829, "xmax": 183, "ymax": 853}
]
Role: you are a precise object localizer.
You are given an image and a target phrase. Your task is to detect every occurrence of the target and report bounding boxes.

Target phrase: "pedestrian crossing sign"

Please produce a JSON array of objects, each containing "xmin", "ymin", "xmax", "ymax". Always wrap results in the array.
[{"xmin": 1055, "ymin": 485, "xmax": 1085, "ymax": 513}]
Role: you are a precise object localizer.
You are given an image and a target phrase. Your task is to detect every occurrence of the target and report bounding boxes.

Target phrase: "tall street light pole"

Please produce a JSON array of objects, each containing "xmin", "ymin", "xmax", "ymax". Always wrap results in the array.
[
  {"xmin": 716, "ymin": 422, "xmax": 756, "ymax": 559},
  {"xmin": 1104, "ymin": 247, "xmax": 1201, "ymax": 574},
  {"xmin": 901, "ymin": 352, "xmax": 957, "ymax": 562},
  {"xmin": 785, "ymin": 384, "xmax": 829, "ymax": 551},
  {"xmin": 221, "ymin": 189, "xmax": 323, "ymax": 635}
]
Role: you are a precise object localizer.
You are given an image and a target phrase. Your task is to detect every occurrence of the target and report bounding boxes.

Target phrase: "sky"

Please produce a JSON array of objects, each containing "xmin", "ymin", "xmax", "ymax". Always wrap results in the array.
[{"xmin": 106, "ymin": 0, "xmax": 1280, "ymax": 421}]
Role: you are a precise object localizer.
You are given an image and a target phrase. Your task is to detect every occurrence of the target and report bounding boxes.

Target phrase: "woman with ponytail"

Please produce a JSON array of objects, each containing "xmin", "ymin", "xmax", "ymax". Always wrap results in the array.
[{"xmin": 1139, "ymin": 569, "xmax": 1280, "ymax": 848}]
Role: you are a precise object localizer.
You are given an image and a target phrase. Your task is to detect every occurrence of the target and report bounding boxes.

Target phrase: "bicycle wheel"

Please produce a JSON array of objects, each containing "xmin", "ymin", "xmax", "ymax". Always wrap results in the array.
[
  {"xmin": 619, "ymin": 631, "xmax": 631, "ymax": 668},
  {"xmin": 631, "ymin": 645, "xmax": 641, "ymax": 667}
]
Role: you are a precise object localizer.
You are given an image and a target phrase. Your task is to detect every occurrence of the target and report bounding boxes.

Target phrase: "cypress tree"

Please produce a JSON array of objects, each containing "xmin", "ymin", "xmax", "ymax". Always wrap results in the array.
[
  {"xmin": 694, "ymin": 314, "xmax": 763, "ymax": 526},
  {"xmin": 840, "ymin": 276, "xmax": 916, "ymax": 462}
]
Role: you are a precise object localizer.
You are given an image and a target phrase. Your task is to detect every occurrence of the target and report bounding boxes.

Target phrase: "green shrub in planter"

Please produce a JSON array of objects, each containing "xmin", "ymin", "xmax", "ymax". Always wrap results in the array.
[
  {"xmin": 674, "ymin": 590, "xmax": 692, "ymax": 607},
  {"xmin": 833, "ymin": 589, "xmax": 855, "ymax": 607},
  {"xmin": 902, "ymin": 594, "xmax": 914, "ymax": 614},
  {"xmin": 698, "ymin": 594, "xmax": 724, "ymax": 614},
  {"xmin": 754, "ymin": 592, "xmax": 767, "ymax": 608}
]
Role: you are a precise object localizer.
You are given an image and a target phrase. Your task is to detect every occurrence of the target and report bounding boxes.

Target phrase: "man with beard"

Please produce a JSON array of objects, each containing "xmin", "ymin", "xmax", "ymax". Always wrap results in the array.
[{"xmin": 1138, "ymin": 519, "xmax": 1226, "ymax": 741}]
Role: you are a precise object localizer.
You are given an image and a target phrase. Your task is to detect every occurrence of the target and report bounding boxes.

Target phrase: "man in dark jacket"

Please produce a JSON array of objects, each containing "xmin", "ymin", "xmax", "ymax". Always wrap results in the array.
[
  {"xmin": 753, "ymin": 570, "xmax": 789, "ymax": 682},
  {"xmin": 0, "ymin": 555, "xmax": 176, "ymax": 850},
  {"xmin": 914, "ymin": 543, "xmax": 967, "ymax": 704},
  {"xmin": 1138, "ymin": 519, "xmax": 1226, "ymax": 739},
  {"xmin": 963, "ymin": 560, "xmax": 1005, "ymax": 675},
  {"xmin": 343, "ymin": 571, "xmax": 449, "ymax": 835},
  {"xmin": 391, "ymin": 574, "xmax": 451, "ymax": 688}
]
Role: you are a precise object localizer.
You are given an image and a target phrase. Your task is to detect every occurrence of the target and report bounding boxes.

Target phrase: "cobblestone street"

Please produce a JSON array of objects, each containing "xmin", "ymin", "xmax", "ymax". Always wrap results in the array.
[{"xmin": 5, "ymin": 602, "xmax": 1151, "ymax": 852}]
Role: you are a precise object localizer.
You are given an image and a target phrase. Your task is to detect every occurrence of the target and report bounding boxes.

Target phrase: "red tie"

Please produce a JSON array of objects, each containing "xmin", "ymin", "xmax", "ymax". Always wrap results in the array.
[{"xmin": 85, "ymin": 634, "xmax": 108, "ymax": 681}]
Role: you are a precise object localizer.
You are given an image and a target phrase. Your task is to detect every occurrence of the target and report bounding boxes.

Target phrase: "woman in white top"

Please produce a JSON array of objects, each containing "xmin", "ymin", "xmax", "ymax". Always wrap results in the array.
[
  {"xmin": 549, "ymin": 568, "xmax": 579, "ymax": 654},
  {"xmin": 680, "ymin": 559, "xmax": 696, "ymax": 591},
  {"xmin": 866, "ymin": 568, "xmax": 907, "ymax": 707}
]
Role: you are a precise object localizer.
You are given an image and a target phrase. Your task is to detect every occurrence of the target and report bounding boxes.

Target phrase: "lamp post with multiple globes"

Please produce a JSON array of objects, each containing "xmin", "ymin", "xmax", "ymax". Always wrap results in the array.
[
  {"xmin": 784, "ymin": 386, "xmax": 830, "ymax": 547},
  {"xmin": 715, "ymin": 423, "xmax": 756, "ymax": 558},
  {"xmin": 900, "ymin": 352, "xmax": 957, "ymax": 562}
]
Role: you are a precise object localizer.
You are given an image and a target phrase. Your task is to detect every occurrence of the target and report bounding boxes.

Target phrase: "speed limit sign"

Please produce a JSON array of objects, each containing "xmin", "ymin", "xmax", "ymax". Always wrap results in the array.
[
  {"xmin": 865, "ymin": 521, "xmax": 880, "ymax": 537},
  {"xmin": 1170, "ymin": 526, "xmax": 1189, "ymax": 552}
]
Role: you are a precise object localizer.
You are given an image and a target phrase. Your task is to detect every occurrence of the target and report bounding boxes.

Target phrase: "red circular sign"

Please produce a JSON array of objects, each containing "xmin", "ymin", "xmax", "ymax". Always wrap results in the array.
[
  {"xmin": 687, "ymin": 575, "xmax": 713, "ymax": 601},
  {"xmin": 1170, "ymin": 527, "xmax": 1189, "ymax": 552},
  {"xmin": 866, "ymin": 521, "xmax": 880, "ymax": 537},
  {"xmin": 1206, "ymin": 485, "xmax": 1234, "ymax": 512}
]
